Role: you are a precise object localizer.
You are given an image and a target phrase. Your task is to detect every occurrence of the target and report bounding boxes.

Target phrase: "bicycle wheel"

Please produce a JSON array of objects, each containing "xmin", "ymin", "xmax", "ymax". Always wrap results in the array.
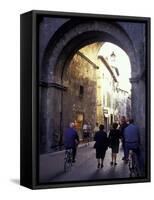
[
  {"xmin": 129, "ymin": 159, "xmax": 133, "ymax": 177},
  {"xmin": 128, "ymin": 150, "xmax": 133, "ymax": 177},
  {"xmin": 129, "ymin": 152, "xmax": 140, "ymax": 177},
  {"xmin": 64, "ymin": 150, "xmax": 72, "ymax": 172},
  {"xmin": 133, "ymin": 153, "xmax": 140, "ymax": 177},
  {"xmin": 64, "ymin": 160, "xmax": 70, "ymax": 172}
]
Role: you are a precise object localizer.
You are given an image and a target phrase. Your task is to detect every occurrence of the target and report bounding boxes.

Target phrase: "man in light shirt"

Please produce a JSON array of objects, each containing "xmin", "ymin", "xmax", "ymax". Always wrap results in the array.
[{"xmin": 93, "ymin": 122, "xmax": 99, "ymax": 139}]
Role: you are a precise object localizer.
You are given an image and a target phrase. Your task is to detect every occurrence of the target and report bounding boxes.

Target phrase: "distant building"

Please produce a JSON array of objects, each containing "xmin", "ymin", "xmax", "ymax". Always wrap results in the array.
[
  {"xmin": 98, "ymin": 55, "xmax": 119, "ymax": 132},
  {"xmin": 99, "ymin": 54, "xmax": 131, "ymax": 131},
  {"xmin": 116, "ymin": 88, "xmax": 131, "ymax": 119}
]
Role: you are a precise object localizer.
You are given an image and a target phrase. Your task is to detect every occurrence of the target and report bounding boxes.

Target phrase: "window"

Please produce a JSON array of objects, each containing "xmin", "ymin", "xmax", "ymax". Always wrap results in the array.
[
  {"xmin": 79, "ymin": 85, "xmax": 84, "ymax": 97},
  {"xmin": 107, "ymin": 92, "xmax": 111, "ymax": 107}
]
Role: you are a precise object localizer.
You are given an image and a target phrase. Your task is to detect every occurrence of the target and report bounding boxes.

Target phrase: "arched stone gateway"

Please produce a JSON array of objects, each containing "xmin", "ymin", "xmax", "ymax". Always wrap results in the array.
[{"xmin": 39, "ymin": 18, "xmax": 146, "ymax": 153}]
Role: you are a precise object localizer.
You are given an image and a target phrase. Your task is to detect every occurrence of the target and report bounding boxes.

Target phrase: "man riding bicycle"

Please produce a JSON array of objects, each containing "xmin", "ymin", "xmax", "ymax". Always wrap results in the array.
[
  {"xmin": 124, "ymin": 118, "xmax": 143, "ymax": 174},
  {"xmin": 64, "ymin": 122, "xmax": 79, "ymax": 163}
]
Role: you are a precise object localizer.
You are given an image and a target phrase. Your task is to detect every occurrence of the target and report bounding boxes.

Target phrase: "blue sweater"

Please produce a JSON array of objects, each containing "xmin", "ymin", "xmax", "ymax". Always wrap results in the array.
[
  {"xmin": 124, "ymin": 124, "xmax": 140, "ymax": 143},
  {"xmin": 64, "ymin": 128, "xmax": 79, "ymax": 148}
]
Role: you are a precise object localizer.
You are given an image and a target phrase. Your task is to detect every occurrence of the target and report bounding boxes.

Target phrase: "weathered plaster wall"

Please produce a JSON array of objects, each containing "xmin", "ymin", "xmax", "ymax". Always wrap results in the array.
[{"xmin": 62, "ymin": 52, "xmax": 97, "ymax": 140}]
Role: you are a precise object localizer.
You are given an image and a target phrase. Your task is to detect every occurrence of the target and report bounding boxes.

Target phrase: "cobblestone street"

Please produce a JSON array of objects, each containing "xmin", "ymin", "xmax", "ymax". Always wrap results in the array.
[{"xmin": 40, "ymin": 142, "xmax": 130, "ymax": 183}]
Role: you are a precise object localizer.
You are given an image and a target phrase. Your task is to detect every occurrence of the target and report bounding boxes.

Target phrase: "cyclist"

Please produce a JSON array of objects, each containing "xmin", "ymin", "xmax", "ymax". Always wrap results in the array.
[
  {"xmin": 123, "ymin": 119, "xmax": 142, "ymax": 170},
  {"xmin": 64, "ymin": 122, "xmax": 79, "ymax": 163}
]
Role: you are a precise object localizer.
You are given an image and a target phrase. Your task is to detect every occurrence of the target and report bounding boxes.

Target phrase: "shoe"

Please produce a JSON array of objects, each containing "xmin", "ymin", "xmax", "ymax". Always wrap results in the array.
[
  {"xmin": 110, "ymin": 161, "xmax": 113, "ymax": 165},
  {"xmin": 101, "ymin": 164, "xmax": 104, "ymax": 168},
  {"xmin": 114, "ymin": 162, "xmax": 117, "ymax": 166},
  {"xmin": 122, "ymin": 157, "xmax": 125, "ymax": 160},
  {"xmin": 97, "ymin": 163, "xmax": 100, "ymax": 168}
]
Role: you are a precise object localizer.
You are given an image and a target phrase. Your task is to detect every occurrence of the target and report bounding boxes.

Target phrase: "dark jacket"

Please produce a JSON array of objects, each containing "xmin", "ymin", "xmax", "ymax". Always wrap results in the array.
[
  {"xmin": 64, "ymin": 127, "xmax": 79, "ymax": 149},
  {"xmin": 108, "ymin": 129, "xmax": 121, "ymax": 147},
  {"xmin": 94, "ymin": 130, "xmax": 108, "ymax": 150},
  {"xmin": 120, "ymin": 122, "xmax": 128, "ymax": 139}
]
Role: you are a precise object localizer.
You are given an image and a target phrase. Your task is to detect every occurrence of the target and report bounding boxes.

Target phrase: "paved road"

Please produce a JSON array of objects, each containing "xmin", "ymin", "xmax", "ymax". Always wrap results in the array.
[{"xmin": 40, "ymin": 142, "xmax": 130, "ymax": 183}]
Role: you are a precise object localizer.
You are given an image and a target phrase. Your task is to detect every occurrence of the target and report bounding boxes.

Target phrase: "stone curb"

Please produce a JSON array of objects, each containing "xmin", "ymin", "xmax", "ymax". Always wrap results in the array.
[{"xmin": 41, "ymin": 142, "xmax": 94, "ymax": 157}]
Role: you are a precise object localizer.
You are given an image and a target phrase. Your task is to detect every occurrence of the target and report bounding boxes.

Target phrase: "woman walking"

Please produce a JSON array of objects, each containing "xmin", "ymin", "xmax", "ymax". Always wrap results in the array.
[
  {"xmin": 94, "ymin": 124, "xmax": 108, "ymax": 168},
  {"xmin": 108, "ymin": 122, "xmax": 121, "ymax": 166}
]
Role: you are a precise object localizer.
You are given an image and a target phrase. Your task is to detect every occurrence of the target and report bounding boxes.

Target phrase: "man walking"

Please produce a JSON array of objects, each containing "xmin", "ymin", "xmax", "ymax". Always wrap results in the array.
[
  {"xmin": 64, "ymin": 122, "xmax": 79, "ymax": 163},
  {"xmin": 119, "ymin": 116, "xmax": 128, "ymax": 161}
]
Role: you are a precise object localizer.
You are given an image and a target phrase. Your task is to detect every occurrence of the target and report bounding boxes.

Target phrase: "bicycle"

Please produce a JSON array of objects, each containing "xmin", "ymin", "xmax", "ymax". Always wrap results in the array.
[
  {"xmin": 64, "ymin": 148, "xmax": 73, "ymax": 172},
  {"xmin": 128, "ymin": 149, "xmax": 140, "ymax": 177}
]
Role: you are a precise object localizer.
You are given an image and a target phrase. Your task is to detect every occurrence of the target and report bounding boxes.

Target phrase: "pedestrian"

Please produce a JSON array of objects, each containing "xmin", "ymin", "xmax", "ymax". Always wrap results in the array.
[
  {"xmin": 119, "ymin": 116, "xmax": 128, "ymax": 161},
  {"xmin": 87, "ymin": 122, "xmax": 91, "ymax": 143},
  {"xmin": 83, "ymin": 122, "xmax": 89, "ymax": 145},
  {"xmin": 64, "ymin": 122, "xmax": 79, "ymax": 163},
  {"xmin": 124, "ymin": 119, "xmax": 141, "ymax": 166},
  {"xmin": 93, "ymin": 122, "xmax": 99, "ymax": 139},
  {"xmin": 94, "ymin": 124, "xmax": 108, "ymax": 168},
  {"xmin": 108, "ymin": 122, "xmax": 121, "ymax": 166}
]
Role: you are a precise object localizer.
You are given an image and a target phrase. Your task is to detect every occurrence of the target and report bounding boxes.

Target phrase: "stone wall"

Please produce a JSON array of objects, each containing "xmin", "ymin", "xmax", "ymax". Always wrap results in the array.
[
  {"xmin": 62, "ymin": 52, "xmax": 97, "ymax": 140},
  {"xmin": 79, "ymin": 43, "xmax": 104, "ymax": 125}
]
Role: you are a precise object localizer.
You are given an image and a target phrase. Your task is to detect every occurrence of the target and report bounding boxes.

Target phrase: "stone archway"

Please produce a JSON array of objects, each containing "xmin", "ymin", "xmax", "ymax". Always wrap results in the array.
[
  {"xmin": 41, "ymin": 20, "xmax": 139, "ymax": 82},
  {"xmin": 39, "ymin": 19, "xmax": 146, "ymax": 153}
]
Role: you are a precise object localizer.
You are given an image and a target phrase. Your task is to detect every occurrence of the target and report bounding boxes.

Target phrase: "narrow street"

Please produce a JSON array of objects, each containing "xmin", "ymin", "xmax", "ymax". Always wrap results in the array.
[{"xmin": 40, "ymin": 142, "xmax": 130, "ymax": 183}]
